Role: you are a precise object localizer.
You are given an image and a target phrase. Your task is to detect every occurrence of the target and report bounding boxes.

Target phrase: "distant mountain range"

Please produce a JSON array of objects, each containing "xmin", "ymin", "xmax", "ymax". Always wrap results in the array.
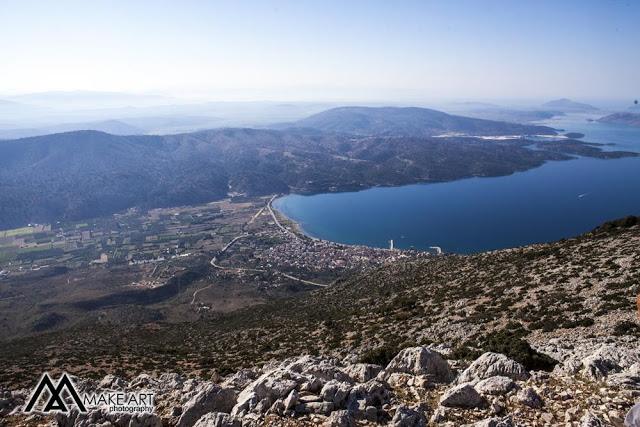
[
  {"xmin": 7, "ymin": 90, "xmax": 181, "ymax": 110},
  {"xmin": 275, "ymin": 106, "xmax": 557, "ymax": 136},
  {"xmin": 448, "ymin": 107, "xmax": 558, "ymax": 124},
  {"xmin": 0, "ymin": 119, "xmax": 144, "ymax": 139},
  {"xmin": 542, "ymin": 98, "xmax": 598, "ymax": 111},
  {"xmin": 0, "ymin": 129, "xmax": 563, "ymax": 229},
  {"xmin": 0, "ymin": 94, "xmax": 340, "ymax": 135},
  {"xmin": 2, "ymin": 106, "xmax": 635, "ymax": 229},
  {"xmin": 597, "ymin": 112, "xmax": 640, "ymax": 126}
]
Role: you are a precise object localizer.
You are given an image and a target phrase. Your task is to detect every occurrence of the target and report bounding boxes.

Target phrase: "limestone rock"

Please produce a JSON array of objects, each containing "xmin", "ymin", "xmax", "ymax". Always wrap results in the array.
[
  {"xmin": 385, "ymin": 346, "xmax": 454, "ymax": 383},
  {"xmin": 344, "ymin": 379, "xmax": 390, "ymax": 412},
  {"xmin": 230, "ymin": 369, "xmax": 297, "ymax": 416},
  {"xmin": 97, "ymin": 374, "xmax": 127, "ymax": 391},
  {"xmin": 464, "ymin": 415, "xmax": 514, "ymax": 427},
  {"xmin": 193, "ymin": 412, "xmax": 241, "ymax": 427},
  {"xmin": 324, "ymin": 409, "xmax": 357, "ymax": 427},
  {"xmin": 320, "ymin": 380, "xmax": 351, "ymax": 407},
  {"xmin": 626, "ymin": 402, "xmax": 640, "ymax": 427},
  {"xmin": 343, "ymin": 363, "xmax": 382, "ymax": 383},
  {"xmin": 606, "ymin": 372, "xmax": 640, "ymax": 390},
  {"xmin": 158, "ymin": 373, "xmax": 185, "ymax": 391},
  {"xmin": 553, "ymin": 358, "xmax": 582, "ymax": 376},
  {"xmin": 177, "ymin": 383, "xmax": 238, "ymax": 427},
  {"xmin": 439, "ymin": 383, "xmax": 485, "ymax": 408},
  {"xmin": 182, "ymin": 379, "xmax": 200, "ymax": 394},
  {"xmin": 0, "ymin": 387, "xmax": 25, "ymax": 417},
  {"xmin": 295, "ymin": 401, "xmax": 334, "ymax": 415},
  {"xmin": 579, "ymin": 345, "xmax": 640, "ymax": 381},
  {"xmin": 475, "ymin": 376, "xmax": 519, "ymax": 396},
  {"xmin": 550, "ymin": 342, "xmax": 640, "ymax": 381},
  {"xmin": 392, "ymin": 404, "xmax": 427, "ymax": 427},
  {"xmin": 267, "ymin": 398, "xmax": 285, "ymax": 416},
  {"xmin": 284, "ymin": 389, "xmax": 299, "ymax": 410},
  {"xmin": 285, "ymin": 355, "xmax": 353, "ymax": 384},
  {"xmin": 457, "ymin": 352, "xmax": 529, "ymax": 384},
  {"xmin": 579, "ymin": 411, "xmax": 604, "ymax": 427},
  {"xmin": 129, "ymin": 373, "xmax": 159, "ymax": 390},
  {"xmin": 221, "ymin": 369, "xmax": 259, "ymax": 390},
  {"xmin": 429, "ymin": 407, "xmax": 447, "ymax": 424},
  {"xmin": 56, "ymin": 408, "xmax": 162, "ymax": 427},
  {"xmin": 514, "ymin": 387, "xmax": 541, "ymax": 408},
  {"xmin": 298, "ymin": 394, "xmax": 322, "ymax": 403},
  {"xmin": 253, "ymin": 396, "xmax": 272, "ymax": 414},
  {"xmin": 364, "ymin": 405, "xmax": 378, "ymax": 422},
  {"xmin": 565, "ymin": 407, "xmax": 580, "ymax": 422}
]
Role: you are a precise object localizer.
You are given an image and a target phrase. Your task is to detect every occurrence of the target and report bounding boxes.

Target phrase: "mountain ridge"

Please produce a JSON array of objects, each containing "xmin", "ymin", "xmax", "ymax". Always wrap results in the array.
[
  {"xmin": 275, "ymin": 106, "xmax": 557, "ymax": 136},
  {"xmin": 542, "ymin": 98, "xmax": 598, "ymax": 111},
  {"xmin": 597, "ymin": 112, "xmax": 640, "ymax": 127},
  {"xmin": 0, "ymin": 126, "xmax": 573, "ymax": 230},
  {"xmin": 0, "ymin": 106, "xmax": 634, "ymax": 230}
]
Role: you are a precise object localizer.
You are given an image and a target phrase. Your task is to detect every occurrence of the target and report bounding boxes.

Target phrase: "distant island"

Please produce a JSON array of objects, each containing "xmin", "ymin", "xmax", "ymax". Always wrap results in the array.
[
  {"xmin": 564, "ymin": 132, "xmax": 584, "ymax": 139},
  {"xmin": 597, "ymin": 112, "xmax": 640, "ymax": 127},
  {"xmin": 274, "ymin": 106, "xmax": 557, "ymax": 137},
  {"xmin": 543, "ymin": 98, "xmax": 598, "ymax": 111}
]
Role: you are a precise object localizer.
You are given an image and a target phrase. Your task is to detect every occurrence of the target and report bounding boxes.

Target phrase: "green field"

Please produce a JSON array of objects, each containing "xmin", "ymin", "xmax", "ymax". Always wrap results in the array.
[
  {"xmin": 17, "ymin": 243, "xmax": 66, "ymax": 254},
  {"xmin": 2, "ymin": 227, "xmax": 35, "ymax": 237}
]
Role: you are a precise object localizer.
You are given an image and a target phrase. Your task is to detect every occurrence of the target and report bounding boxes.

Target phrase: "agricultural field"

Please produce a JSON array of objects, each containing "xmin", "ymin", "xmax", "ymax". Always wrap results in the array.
[{"xmin": 0, "ymin": 194, "xmax": 423, "ymax": 343}]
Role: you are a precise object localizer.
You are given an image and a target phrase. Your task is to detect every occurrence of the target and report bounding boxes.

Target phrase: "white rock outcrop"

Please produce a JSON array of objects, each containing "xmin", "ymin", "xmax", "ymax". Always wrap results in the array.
[
  {"xmin": 384, "ymin": 346, "xmax": 454, "ymax": 383},
  {"xmin": 457, "ymin": 352, "xmax": 529, "ymax": 384}
]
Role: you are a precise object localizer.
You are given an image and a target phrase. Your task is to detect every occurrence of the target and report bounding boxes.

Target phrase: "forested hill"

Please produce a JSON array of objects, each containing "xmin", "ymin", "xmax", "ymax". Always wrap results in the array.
[
  {"xmin": 0, "ymin": 127, "xmax": 575, "ymax": 229},
  {"xmin": 277, "ymin": 106, "xmax": 558, "ymax": 136}
]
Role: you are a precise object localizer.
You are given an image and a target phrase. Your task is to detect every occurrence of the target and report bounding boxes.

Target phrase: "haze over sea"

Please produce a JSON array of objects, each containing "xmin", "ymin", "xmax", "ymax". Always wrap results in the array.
[{"xmin": 274, "ymin": 115, "xmax": 640, "ymax": 254}]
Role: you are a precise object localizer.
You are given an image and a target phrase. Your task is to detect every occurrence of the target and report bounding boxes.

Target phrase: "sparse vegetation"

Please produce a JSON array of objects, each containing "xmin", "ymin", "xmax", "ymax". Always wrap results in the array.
[{"xmin": 0, "ymin": 218, "xmax": 638, "ymax": 387}]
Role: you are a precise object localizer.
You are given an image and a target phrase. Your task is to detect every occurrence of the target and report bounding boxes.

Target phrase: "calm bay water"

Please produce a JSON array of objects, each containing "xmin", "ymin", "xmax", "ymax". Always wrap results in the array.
[{"xmin": 273, "ymin": 117, "xmax": 640, "ymax": 254}]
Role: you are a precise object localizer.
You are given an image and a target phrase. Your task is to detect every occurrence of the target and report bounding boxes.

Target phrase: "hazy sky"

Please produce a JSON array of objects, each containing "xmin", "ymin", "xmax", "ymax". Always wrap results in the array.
[{"xmin": 1, "ymin": 0, "xmax": 639, "ymax": 101}]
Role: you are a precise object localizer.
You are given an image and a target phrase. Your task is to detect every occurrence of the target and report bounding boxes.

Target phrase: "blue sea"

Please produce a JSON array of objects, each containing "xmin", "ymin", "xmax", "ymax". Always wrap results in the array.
[{"xmin": 273, "ymin": 115, "xmax": 640, "ymax": 254}]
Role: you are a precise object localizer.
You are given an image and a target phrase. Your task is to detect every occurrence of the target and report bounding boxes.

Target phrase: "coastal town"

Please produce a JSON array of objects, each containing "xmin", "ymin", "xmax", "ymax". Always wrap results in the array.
[
  {"xmin": 0, "ymin": 195, "xmax": 435, "ymax": 338},
  {"xmin": 0, "ymin": 195, "xmax": 432, "ymax": 285}
]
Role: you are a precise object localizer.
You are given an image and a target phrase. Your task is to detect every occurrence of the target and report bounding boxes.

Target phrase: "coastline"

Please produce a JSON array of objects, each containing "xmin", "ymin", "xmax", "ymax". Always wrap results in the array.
[
  {"xmin": 266, "ymin": 152, "xmax": 640, "ymax": 255},
  {"xmin": 269, "ymin": 196, "xmax": 315, "ymax": 240},
  {"xmin": 268, "ymin": 120, "xmax": 640, "ymax": 255}
]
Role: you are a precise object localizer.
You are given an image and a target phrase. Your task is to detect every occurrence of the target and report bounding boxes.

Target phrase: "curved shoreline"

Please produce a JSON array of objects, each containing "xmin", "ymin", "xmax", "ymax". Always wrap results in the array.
[
  {"xmin": 268, "ymin": 152, "xmax": 640, "ymax": 255},
  {"xmin": 270, "ymin": 196, "xmax": 323, "ymax": 243}
]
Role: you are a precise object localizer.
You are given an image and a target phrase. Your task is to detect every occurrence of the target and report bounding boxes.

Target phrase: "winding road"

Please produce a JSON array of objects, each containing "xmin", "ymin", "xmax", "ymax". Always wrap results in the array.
[
  {"xmin": 191, "ymin": 283, "xmax": 213, "ymax": 305},
  {"xmin": 195, "ymin": 196, "xmax": 328, "ymax": 303},
  {"xmin": 267, "ymin": 195, "xmax": 298, "ymax": 239}
]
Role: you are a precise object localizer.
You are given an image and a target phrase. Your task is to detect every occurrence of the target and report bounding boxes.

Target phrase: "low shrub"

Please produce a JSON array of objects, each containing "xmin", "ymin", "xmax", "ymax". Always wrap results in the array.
[{"xmin": 481, "ymin": 329, "xmax": 557, "ymax": 371}]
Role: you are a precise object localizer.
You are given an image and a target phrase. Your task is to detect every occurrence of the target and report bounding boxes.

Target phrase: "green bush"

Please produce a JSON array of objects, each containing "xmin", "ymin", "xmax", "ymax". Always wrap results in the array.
[
  {"xmin": 481, "ymin": 329, "xmax": 557, "ymax": 371},
  {"xmin": 613, "ymin": 321, "xmax": 640, "ymax": 336},
  {"xmin": 359, "ymin": 344, "xmax": 399, "ymax": 366},
  {"xmin": 597, "ymin": 215, "xmax": 639, "ymax": 232},
  {"xmin": 448, "ymin": 345, "xmax": 483, "ymax": 361}
]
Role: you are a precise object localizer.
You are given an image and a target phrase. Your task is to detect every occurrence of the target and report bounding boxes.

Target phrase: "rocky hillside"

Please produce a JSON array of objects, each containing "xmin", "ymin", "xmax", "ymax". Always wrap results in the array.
[
  {"xmin": 0, "ymin": 217, "xmax": 639, "ymax": 425},
  {"xmin": 3, "ymin": 340, "xmax": 640, "ymax": 426}
]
